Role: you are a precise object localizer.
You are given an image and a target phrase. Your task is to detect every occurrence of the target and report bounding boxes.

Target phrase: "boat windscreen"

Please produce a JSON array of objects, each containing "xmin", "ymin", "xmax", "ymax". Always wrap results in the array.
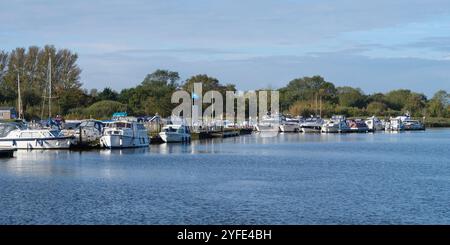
[{"xmin": 0, "ymin": 124, "xmax": 19, "ymax": 137}]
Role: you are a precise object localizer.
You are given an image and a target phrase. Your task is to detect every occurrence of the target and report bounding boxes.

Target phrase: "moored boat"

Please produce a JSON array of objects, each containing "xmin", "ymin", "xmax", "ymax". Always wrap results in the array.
[
  {"xmin": 321, "ymin": 115, "xmax": 350, "ymax": 133},
  {"xmin": 100, "ymin": 118, "xmax": 150, "ymax": 148},
  {"xmin": 347, "ymin": 119, "xmax": 370, "ymax": 133},
  {"xmin": 256, "ymin": 115, "xmax": 281, "ymax": 132},
  {"xmin": 0, "ymin": 122, "xmax": 74, "ymax": 149},
  {"xmin": 279, "ymin": 117, "xmax": 301, "ymax": 133},
  {"xmin": 159, "ymin": 124, "xmax": 191, "ymax": 143},
  {"xmin": 365, "ymin": 116, "xmax": 384, "ymax": 132},
  {"xmin": 300, "ymin": 116, "xmax": 324, "ymax": 133},
  {"xmin": 385, "ymin": 117, "xmax": 404, "ymax": 131},
  {"xmin": 71, "ymin": 120, "xmax": 105, "ymax": 147}
]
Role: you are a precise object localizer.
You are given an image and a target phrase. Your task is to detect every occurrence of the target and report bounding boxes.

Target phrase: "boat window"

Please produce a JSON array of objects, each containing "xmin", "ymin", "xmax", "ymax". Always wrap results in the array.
[
  {"xmin": 95, "ymin": 123, "xmax": 102, "ymax": 130},
  {"xmin": 0, "ymin": 124, "xmax": 18, "ymax": 137},
  {"xmin": 20, "ymin": 132, "xmax": 32, "ymax": 138},
  {"xmin": 164, "ymin": 127, "xmax": 177, "ymax": 132}
]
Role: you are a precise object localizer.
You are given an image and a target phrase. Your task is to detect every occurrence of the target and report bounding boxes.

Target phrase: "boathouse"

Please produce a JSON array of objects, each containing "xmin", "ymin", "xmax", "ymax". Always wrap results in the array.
[{"xmin": 0, "ymin": 107, "xmax": 17, "ymax": 120}]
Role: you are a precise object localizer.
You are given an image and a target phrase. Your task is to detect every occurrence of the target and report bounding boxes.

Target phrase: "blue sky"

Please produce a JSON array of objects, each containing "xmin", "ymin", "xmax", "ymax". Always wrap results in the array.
[{"xmin": 1, "ymin": 0, "xmax": 450, "ymax": 96}]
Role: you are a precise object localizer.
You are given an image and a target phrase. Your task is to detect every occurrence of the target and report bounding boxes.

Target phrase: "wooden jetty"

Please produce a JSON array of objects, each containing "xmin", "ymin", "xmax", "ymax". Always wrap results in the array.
[{"xmin": 0, "ymin": 148, "xmax": 16, "ymax": 158}]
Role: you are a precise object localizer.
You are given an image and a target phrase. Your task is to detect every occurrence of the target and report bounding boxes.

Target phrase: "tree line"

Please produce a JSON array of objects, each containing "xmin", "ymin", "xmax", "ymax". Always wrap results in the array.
[{"xmin": 0, "ymin": 46, "xmax": 449, "ymax": 120}]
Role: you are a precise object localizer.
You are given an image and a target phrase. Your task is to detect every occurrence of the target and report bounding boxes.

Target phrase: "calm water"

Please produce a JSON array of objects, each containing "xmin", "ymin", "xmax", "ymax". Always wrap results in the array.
[{"xmin": 1, "ymin": 129, "xmax": 450, "ymax": 224}]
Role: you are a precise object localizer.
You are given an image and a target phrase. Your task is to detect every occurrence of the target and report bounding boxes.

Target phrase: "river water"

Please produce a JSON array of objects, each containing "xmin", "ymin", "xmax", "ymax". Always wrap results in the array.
[{"xmin": 1, "ymin": 129, "xmax": 449, "ymax": 224}]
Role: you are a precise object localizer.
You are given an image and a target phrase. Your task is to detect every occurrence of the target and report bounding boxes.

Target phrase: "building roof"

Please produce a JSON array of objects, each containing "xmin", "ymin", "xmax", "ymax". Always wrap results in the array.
[{"xmin": 0, "ymin": 107, "xmax": 15, "ymax": 111}]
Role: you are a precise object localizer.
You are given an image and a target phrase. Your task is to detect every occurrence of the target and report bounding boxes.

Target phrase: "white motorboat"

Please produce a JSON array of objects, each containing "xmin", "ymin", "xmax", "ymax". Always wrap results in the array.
[
  {"xmin": 321, "ymin": 115, "xmax": 350, "ymax": 133},
  {"xmin": 397, "ymin": 114, "xmax": 425, "ymax": 131},
  {"xmin": 0, "ymin": 122, "xmax": 73, "ymax": 149},
  {"xmin": 403, "ymin": 119, "xmax": 425, "ymax": 131},
  {"xmin": 385, "ymin": 117, "xmax": 404, "ymax": 131},
  {"xmin": 159, "ymin": 124, "xmax": 191, "ymax": 143},
  {"xmin": 256, "ymin": 115, "xmax": 280, "ymax": 132},
  {"xmin": 300, "ymin": 116, "xmax": 324, "ymax": 133},
  {"xmin": 100, "ymin": 119, "xmax": 150, "ymax": 148},
  {"xmin": 279, "ymin": 117, "xmax": 301, "ymax": 133},
  {"xmin": 365, "ymin": 116, "xmax": 384, "ymax": 131},
  {"xmin": 71, "ymin": 120, "xmax": 105, "ymax": 147}
]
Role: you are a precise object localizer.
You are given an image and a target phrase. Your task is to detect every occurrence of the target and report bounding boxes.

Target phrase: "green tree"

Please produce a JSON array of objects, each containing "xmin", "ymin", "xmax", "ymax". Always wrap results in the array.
[
  {"xmin": 119, "ymin": 69, "xmax": 180, "ymax": 116},
  {"xmin": 384, "ymin": 89, "xmax": 413, "ymax": 110},
  {"xmin": 403, "ymin": 93, "xmax": 427, "ymax": 116},
  {"xmin": 98, "ymin": 87, "xmax": 119, "ymax": 101},
  {"xmin": 0, "ymin": 45, "xmax": 83, "ymax": 118},
  {"xmin": 279, "ymin": 76, "xmax": 336, "ymax": 112},
  {"xmin": 427, "ymin": 90, "xmax": 449, "ymax": 117},
  {"xmin": 367, "ymin": 101, "xmax": 388, "ymax": 115},
  {"xmin": 337, "ymin": 86, "xmax": 367, "ymax": 108}
]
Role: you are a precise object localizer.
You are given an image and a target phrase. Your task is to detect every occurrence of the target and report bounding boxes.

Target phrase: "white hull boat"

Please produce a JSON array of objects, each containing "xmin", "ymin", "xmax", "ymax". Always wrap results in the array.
[
  {"xmin": 100, "ymin": 120, "xmax": 150, "ymax": 148},
  {"xmin": 279, "ymin": 123, "xmax": 300, "ymax": 132},
  {"xmin": 300, "ymin": 116, "xmax": 324, "ymax": 133},
  {"xmin": 159, "ymin": 125, "xmax": 191, "ymax": 143},
  {"xmin": 0, "ymin": 123, "xmax": 73, "ymax": 149},
  {"xmin": 321, "ymin": 116, "xmax": 350, "ymax": 133},
  {"xmin": 365, "ymin": 116, "xmax": 384, "ymax": 131}
]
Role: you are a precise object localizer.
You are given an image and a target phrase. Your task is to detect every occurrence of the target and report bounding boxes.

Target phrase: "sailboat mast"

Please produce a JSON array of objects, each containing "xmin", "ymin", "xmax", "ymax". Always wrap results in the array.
[
  {"xmin": 48, "ymin": 56, "xmax": 52, "ymax": 118},
  {"xmin": 17, "ymin": 73, "xmax": 22, "ymax": 119}
]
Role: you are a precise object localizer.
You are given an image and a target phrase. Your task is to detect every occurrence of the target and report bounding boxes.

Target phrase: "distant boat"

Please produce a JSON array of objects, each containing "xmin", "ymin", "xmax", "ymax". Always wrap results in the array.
[
  {"xmin": 100, "ymin": 119, "xmax": 150, "ymax": 148},
  {"xmin": 279, "ymin": 117, "xmax": 301, "ymax": 133},
  {"xmin": 403, "ymin": 119, "xmax": 425, "ymax": 131},
  {"xmin": 365, "ymin": 116, "xmax": 384, "ymax": 131},
  {"xmin": 385, "ymin": 117, "xmax": 404, "ymax": 131},
  {"xmin": 0, "ymin": 122, "xmax": 73, "ymax": 149},
  {"xmin": 398, "ymin": 114, "xmax": 425, "ymax": 131},
  {"xmin": 321, "ymin": 115, "xmax": 350, "ymax": 133},
  {"xmin": 256, "ymin": 115, "xmax": 280, "ymax": 132},
  {"xmin": 71, "ymin": 120, "xmax": 105, "ymax": 147},
  {"xmin": 300, "ymin": 116, "xmax": 324, "ymax": 133},
  {"xmin": 347, "ymin": 119, "xmax": 369, "ymax": 133},
  {"xmin": 159, "ymin": 124, "xmax": 191, "ymax": 143}
]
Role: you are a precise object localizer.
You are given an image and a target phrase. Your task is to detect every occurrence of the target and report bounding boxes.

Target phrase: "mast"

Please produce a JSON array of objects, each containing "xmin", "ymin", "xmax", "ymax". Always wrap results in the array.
[
  {"xmin": 319, "ymin": 95, "xmax": 322, "ymax": 118},
  {"xmin": 17, "ymin": 72, "xmax": 22, "ymax": 119},
  {"xmin": 48, "ymin": 56, "xmax": 52, "ymax": 118}
]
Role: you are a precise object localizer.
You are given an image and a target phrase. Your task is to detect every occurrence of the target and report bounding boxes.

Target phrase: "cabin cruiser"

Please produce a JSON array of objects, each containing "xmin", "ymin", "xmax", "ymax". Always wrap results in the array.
[
  {"xmin": 159, "ymin": 124, "xmax": 191, "ymax": 143},
  {"xmin": 385, "ymin": 117, "xmax": 404, "ymax": 131},
  {"xmin": 365, "ymin": 116, "xmax": 384, "ymax": 131},
  {"xmin": 300, "ymin": 116, "xmax": 324, "ymax": 133},
  {"xmin": 321, "ymin": 115, "xmax": 350, "ymax": 133},
  {"xmin": 100, "ymin": 119, "xmax": 150, "ymax": 148},
  {"xmin": 279, "ymin": 117, "xmax": 301, "ymax": 132},
  {"xmin": 71, "ymin": 120, "xmax": 105, "ymax": 147},
  {"xmin": 347, "ymin": 119, "xmax": 369, "ymax": 133},
  {"xmin": 397, "ymin": 114, "xmax": 425, "ymax": 131},
  {"xmin": 0, "ymin": 122, "xmax": 73, "ymax": 149},
  {"xmin": 403, "ymin": 119, "xmax": 425, "ymax": 131},
  {"xmin": 256, "ymin": 115, "xmax": 281, "ymax": 132}
]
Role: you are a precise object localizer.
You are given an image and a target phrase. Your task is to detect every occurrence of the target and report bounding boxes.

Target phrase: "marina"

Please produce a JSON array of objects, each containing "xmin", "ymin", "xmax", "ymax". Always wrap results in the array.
[
  {"xmin": 0, "ymin": 111, "xmax": 429, "ymax": 151},
  {"xmin": 1, "ymin": 128, "xmax": 449, "ymax": 224}
]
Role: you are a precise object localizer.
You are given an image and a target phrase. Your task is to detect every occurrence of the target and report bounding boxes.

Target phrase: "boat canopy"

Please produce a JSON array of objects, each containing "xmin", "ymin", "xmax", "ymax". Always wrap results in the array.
[{"xmin": 0, "ymin": 123, "xmax": 20, "ymax": 137}]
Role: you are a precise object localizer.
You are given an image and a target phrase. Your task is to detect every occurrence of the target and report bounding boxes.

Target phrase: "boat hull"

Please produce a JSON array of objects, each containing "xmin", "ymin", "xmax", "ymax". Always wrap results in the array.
[
  {"xmin": 159, "ymin": 132, "xmax": 191, "ymax": 143},
  {"xmin": 301, "ymin": 126, "xmax": 321, "ymax": 133},
  {"xmin": 256, "ymin": 125, "xmax": 279, "ymax": 132},
  {"xmin": 100, "ymin": 135, "xmax": 149, "ymax": 148},
  {"xmin": 0, "ymin": 137, "xmax": 73, "ymax": 149},
  {"xmin": 280, "ymin": 124, "xmax": 300, "ymax": 132},
  {"xmin": 321, "ymin": 126, "xmax": 351, "ymax": 133}
]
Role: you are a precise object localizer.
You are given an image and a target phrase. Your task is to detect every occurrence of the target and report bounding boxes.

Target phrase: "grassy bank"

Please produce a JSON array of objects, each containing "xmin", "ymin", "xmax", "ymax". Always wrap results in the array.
[{"xmin": 424, "ymin": 117, "xmax": 450, "ymax": 128}]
